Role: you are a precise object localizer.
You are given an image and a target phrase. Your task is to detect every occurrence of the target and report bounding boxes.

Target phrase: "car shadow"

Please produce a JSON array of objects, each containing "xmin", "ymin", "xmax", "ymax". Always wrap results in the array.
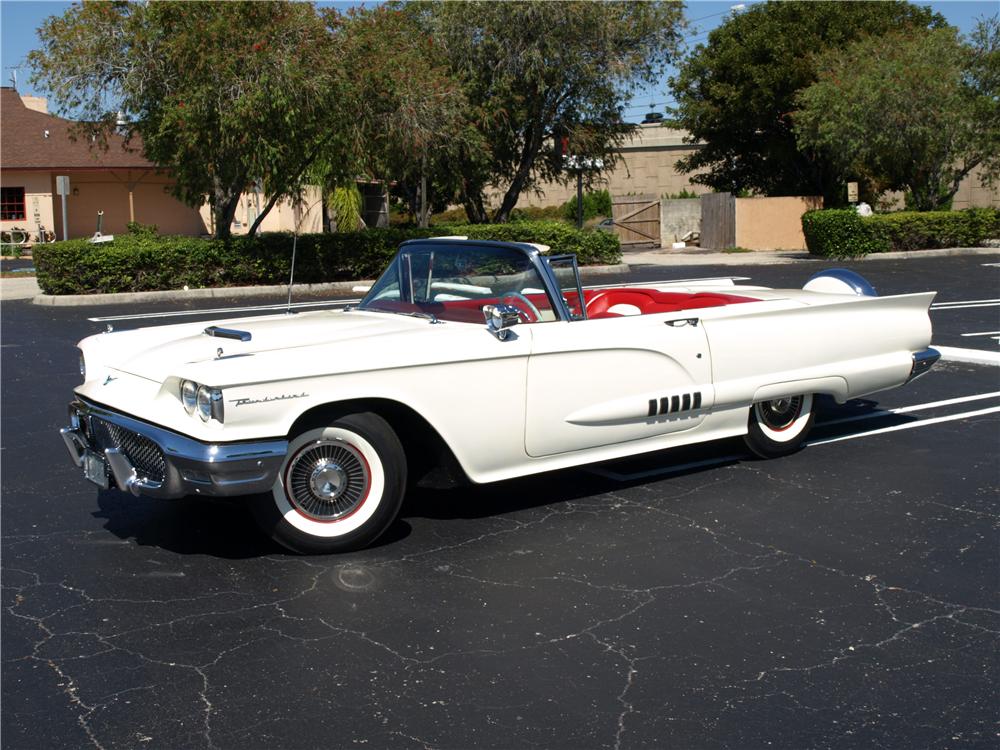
[
  {"xmin": 93, "ymin": 492, "xmax": 412, "ymax": 559},
  {"xmin": 91, "ymin": 397, "xmax": 917, "ymax": 557}
]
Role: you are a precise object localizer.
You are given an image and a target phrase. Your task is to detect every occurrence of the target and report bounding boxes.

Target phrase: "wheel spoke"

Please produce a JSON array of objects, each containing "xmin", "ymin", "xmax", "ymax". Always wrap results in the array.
[{"xmin": 286, "ymin": 440, "xmax": 370, "ymax": 521}]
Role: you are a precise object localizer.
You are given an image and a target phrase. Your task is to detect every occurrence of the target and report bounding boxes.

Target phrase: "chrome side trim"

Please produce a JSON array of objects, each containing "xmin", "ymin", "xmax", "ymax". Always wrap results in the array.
[
  {"xmin": 907, "ymin": 347, "xmax": 941, "ymax": 383},
  {"xmin": 62, "ymin": 398, "xmax": 287, "ymax": 499}
]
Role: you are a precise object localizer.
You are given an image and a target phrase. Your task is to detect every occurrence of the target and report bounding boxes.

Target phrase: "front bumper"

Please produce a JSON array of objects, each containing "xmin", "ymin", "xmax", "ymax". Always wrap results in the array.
[{"xmin": 61, "ymin": 398, "xmax": 287, "ymax": 499}]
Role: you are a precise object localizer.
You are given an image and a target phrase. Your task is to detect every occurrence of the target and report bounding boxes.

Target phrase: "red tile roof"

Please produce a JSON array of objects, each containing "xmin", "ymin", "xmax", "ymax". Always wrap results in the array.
[{"xmin": 1, "ymin": 87, "xmax": 154, "ymax": 170}]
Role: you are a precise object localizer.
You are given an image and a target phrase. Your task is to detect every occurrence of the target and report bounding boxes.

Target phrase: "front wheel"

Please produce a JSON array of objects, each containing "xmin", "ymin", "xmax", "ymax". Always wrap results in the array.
[
  {"xmin": 744, "ymin": 394, "xmax": 815, "ymax": 459},
  {"xmin": 251, "ymin": 412, "xmax": 406, "ymax": 554}
]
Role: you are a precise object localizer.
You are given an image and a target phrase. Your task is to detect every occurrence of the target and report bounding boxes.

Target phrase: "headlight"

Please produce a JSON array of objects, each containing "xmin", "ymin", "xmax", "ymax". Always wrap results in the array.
[
  {"xmin": 196, "ymin": 385, "xmax": 212, "ymax": 421},
  {"xmin": 181, "ymin": 380, "xmax": 198, "ymax": 414},
  {"xmin": 195, "ymin": 385, "xmax": 224, "ymax": 423},
  {"xmin": 79, "ymin": 351, "xmax": 86, "ymax": 380}
]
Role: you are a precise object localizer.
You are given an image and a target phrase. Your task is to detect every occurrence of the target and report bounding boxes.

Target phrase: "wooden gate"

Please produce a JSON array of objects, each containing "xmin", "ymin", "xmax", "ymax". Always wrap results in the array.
[
  {"xmin": 610, "ymin": 195, "xmax": 661, "ymax": 248},
  {"xmin": 700, "ymin": 192, "xmax": 735, "ymax": 250}
]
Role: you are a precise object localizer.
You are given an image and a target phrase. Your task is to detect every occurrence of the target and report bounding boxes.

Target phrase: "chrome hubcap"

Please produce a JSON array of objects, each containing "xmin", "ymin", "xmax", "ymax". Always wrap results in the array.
[
  {"xmin": 309, "ymin": 461, "xmax": 348, "ymax": 500},
  {"xmin": 287, "ymin": 440, "xmax": 370, "ymax": 520},
  {"xmin": 757, "ymin": 396, "xmax": 803, "ymax": 431}
]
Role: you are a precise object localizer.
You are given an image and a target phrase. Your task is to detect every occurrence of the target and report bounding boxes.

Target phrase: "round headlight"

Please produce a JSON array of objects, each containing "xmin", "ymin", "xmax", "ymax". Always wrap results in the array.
[
  {"xmin": 196, "ymin": 385, "xmax": 212, "ymax": 421},
  {"xmin": 181, "ymin": 380, "xmax": 198, "ymax": 414},
  {"xmin": 79, "ymin": 352, "xmax": 86, "ymax": 380}
]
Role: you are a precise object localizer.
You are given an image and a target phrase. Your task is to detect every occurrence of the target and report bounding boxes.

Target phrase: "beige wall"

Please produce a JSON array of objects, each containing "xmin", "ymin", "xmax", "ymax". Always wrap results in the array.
[
  {"xmin": 0, "ymin": 170, "xmax": 55, "ymax": 242},
  {"xmin": 512, "ymin": 125, "xmax": 710, "ymax": 209},
  {"xmin": 952, "ymin": 163, "xmax": 999, "ymax": 210},
  {"xmin": 47, "ymin": 170, "xmax": 207, "ymax": 239},
  {"xmin": 203, "ymin": 185, "xmax": 324, "ymax": 235},
  {"xmin": 735, "ymin": 196, "xmax": 822, "ymax": 251}
]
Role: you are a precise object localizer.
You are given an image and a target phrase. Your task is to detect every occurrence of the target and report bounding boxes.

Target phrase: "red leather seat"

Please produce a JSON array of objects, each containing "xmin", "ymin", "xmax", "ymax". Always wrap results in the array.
[{"xmin": 584, "ymin": 288, "xmax": 755, "ymax": 319}]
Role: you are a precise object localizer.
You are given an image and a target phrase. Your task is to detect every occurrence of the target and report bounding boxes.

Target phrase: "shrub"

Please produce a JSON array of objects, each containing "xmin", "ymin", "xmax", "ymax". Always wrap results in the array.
[
  {"xmin": 561, "ymin": 189, "xmax": 612, "ymax": 222},
  {"xmin": 34, "ymin": 222, "xmax": 621, "ymax": 295},
  {"xmin": 446, "ymin": 220, "xmax": 621, "ymax": 266},
  {"xmin": 802, "ymin": 208, "xmax": 1000, "ymax": 258}
]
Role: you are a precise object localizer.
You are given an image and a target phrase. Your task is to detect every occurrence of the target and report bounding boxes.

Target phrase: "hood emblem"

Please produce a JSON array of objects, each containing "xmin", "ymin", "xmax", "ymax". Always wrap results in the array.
[{"xmin": 102, "ymin": 374, "xmax": 117, "ymax": 386}]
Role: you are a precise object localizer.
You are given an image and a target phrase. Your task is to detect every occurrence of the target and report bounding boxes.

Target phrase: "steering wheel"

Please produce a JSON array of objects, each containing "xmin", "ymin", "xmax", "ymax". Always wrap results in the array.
[{"xmin": 500, "ymin": 292, "xmax": 541, "ymax": 323}]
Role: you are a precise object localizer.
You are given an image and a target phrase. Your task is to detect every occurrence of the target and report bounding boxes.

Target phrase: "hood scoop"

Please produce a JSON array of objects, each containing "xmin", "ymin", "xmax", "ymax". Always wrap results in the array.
[{"xmin": 204, "ymin": 326, "xmax": 252, "ymax": 342}]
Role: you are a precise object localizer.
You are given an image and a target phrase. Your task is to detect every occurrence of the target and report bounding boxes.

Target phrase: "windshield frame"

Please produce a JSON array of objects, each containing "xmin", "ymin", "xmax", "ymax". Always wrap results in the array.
[{"xmin": 358, "ymin": 239, "xmax": 576, "ymax": 323}]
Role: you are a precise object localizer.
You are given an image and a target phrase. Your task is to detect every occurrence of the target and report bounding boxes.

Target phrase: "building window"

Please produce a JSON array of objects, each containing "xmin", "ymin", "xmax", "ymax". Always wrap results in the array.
[{"xmin": 1, "ymin": 187, "xmax": 26, "ymax": 221}]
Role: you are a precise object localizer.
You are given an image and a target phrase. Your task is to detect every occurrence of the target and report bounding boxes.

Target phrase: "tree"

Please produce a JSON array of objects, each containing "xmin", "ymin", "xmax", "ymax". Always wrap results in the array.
[
  {"xmin": 323, "ymin": 6, "xmax": 474, "ymax": 228},
  {"xmin": 413, "ymin": 1, "xmax": 685, "ymax": 223},
  {"xmin": 670, "ymin": 1, "xmax": 946, "ymax": 205},
  {"xmin": 794, "ymin": 21, "xmax": 1000, "ymax": 211},
  {"xmin": 30, "ymin": 1, "xmax": 345, "ymax": 239}
]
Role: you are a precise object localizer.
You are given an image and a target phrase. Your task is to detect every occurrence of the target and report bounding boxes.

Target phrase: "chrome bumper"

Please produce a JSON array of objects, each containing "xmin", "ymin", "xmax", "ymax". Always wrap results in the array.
[
  {"xmin": 907, "ymin": 347, "xmax": 941, "ymax": 383},
  {"xmin": 61, "ymin": 399, "xmax": 287, "ymax": 499}
]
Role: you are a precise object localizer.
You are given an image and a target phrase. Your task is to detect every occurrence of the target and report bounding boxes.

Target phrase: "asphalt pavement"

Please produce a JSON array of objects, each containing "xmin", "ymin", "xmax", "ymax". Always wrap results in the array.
[{"xmin": 2, "ymin": 252, "xmax": 998, "ymax": 749}]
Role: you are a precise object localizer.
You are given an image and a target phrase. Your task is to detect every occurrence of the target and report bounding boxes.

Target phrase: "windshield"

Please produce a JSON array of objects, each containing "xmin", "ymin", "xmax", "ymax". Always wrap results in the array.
[{"xmin": 359, "ymin": 243, "xmax": 559, "ymax": 324}]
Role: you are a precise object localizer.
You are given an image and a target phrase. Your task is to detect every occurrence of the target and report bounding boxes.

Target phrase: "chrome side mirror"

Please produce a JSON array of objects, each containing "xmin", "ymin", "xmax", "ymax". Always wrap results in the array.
[{"xmin": 482, "ymin": 304, "xmax": 521, "ymax": 341}]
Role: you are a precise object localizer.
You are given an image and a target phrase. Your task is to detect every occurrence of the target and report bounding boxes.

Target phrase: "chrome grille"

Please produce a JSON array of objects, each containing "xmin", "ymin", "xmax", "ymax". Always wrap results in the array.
[{"xmin": 85, "ymin": 416, "xmax": 166, "ymax": 483}]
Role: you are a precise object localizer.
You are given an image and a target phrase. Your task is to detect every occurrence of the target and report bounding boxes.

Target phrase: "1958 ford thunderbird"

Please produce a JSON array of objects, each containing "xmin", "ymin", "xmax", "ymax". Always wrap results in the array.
[{"xmin": 61, "ymin": 238, "xmax": 940, "ymax": 553}]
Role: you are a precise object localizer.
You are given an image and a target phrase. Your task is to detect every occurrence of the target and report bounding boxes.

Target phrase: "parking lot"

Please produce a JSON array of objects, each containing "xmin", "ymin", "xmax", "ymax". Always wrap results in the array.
[{"xmin": 2, "ymin": 252, "xmax": 998, "ymax": 749}]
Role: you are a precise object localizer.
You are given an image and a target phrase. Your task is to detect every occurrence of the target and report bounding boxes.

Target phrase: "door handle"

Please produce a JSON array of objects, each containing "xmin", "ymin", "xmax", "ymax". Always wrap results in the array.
[{"xmin": 665, "ymin": 318, "xmax": 699, "ymax": 327}]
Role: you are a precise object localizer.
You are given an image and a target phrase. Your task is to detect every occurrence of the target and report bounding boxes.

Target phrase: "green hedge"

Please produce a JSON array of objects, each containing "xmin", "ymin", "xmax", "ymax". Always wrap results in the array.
[
  {"xmin": 803, "ymin": 208, "xmax": 1000, "ymax": 258},
  {"xmin": 34, "ymin": 221, "xmax": 621, "ymax": 295},
  {"xmin": 561, "ymin": 189, "xmax": 612, "ymax": 222}
]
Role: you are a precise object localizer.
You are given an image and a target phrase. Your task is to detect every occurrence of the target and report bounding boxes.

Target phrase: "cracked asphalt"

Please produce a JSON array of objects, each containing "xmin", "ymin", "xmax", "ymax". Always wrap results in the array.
[{"xmin": 3, "ymin": 253, "xmax": 998, "ymax": 749}]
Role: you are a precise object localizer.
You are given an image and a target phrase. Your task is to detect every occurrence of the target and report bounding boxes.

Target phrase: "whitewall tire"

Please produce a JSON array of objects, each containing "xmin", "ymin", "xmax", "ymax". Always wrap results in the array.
[
  {"xmin": 744, "ymin": 394, "xmax": 815, "ymax": 459},
  {"xmin": 251, "ymin": 412, "xmax": 406, "ymax": 554}
]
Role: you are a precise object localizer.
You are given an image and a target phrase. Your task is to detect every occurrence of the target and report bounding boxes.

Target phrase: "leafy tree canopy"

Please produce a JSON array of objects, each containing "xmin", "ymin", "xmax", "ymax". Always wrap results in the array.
[
  {"xmin": 323, "ymin": 6, "xmax": 476, "ymax": 227},
  {"xmin": 30, "ymin": 1, "xmax": 346, "ymax": 238},
  {"xmin": 670, "ymin": 0, "xmax": 946, "ymax": 205},
  {"xmin": 411, "ymin": 0, "xmax": 685, "ymax": 222},
  {"xmin": 794, "ymin": 19, "xmax": 1000, "ymax": 211}
]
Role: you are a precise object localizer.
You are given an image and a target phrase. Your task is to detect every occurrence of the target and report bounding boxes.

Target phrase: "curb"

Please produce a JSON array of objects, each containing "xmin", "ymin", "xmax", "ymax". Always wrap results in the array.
[{"xmin": 31, "ymin": 263, "xmax": 633, "ymax": 307}]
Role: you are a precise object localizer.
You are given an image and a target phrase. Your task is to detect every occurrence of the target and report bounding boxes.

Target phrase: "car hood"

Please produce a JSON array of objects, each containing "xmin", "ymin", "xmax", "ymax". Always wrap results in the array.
[{"xmin": 82, "ymin": 309, "xmax": 439, "ymax": 383}]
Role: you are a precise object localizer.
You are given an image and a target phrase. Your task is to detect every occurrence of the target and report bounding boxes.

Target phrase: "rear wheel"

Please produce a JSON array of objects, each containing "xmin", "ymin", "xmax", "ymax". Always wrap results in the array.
[
  {"xmin": 744, "ymin": 394, "xmax": 815, "ymax": 459},
  {"xmin": 251, "ymin": 412, "xmax": 406, "ymax": 554}
]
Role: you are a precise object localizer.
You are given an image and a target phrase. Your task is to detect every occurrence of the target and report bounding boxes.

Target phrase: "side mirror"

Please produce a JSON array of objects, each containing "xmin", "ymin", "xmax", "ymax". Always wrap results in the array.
[{"xmin": 482, "ymin": 304, "xmax": 521, "ymax": 341}]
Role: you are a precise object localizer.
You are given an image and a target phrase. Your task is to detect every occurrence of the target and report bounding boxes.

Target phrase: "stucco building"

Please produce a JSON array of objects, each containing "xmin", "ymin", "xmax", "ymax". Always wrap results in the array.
[
  {"xmin": 0, "ymin": 88, "xmax": 321, "ymax": 244},
  {"xmin": 518, "ymin": 122, "xmax": 999, "ymax": 212}
]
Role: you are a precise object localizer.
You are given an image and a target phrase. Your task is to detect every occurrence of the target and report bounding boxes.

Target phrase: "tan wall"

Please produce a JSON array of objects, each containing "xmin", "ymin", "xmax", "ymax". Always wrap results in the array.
[
  {"xmin": 506, "ymin": 125, "xmax": 710, "ymax": 209},
  {"xmin": 198, "ymin": 185, "xmax": 324, "ymax": 235},
  {"xmin": 734, "ymin": 196, "xmax": 822, "ymax": 251},
  {"xmin": 50, "ymin": 170, "xmax": 207, "ymax": 238},
  {"xmin": 0, "ymin": 170, "xmax": 55, "ymax": 242},
  {"xmin": 952, "ymin": 164, "xmax": 999, "ymax": 210}
]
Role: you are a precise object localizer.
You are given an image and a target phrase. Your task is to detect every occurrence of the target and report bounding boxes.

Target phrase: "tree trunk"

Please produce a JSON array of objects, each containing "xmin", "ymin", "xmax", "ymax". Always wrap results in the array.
[
  {"xmin": 211, "ymin": 186, "xmax": 242, "ymax": 240},
  {"xmin": 246, "ymin": 190, "xmax": 285, "ymax": 238},
  {"xmin": 493, "ymin": 118, "xmax": 546, "ymax": 223},
  {"xmin": 460, "ymin": 179, "xmax": 488, "ymax": 224}
]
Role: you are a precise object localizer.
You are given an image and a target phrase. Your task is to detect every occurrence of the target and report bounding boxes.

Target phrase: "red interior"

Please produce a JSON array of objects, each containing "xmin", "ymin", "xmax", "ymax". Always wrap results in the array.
[
  {"xmin": 369, "ymin": 288, "xmax": 757, "ymax": 323},
  {"xmin": 578, "ymin": 288, "xmax": 757, "ymax": 319}
]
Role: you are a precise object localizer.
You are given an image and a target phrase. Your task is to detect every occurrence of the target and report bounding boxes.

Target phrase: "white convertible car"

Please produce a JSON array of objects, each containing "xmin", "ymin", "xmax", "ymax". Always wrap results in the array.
[{"xmin": 62, "ymin": 238, "xmax": 939, "ymax": 553}]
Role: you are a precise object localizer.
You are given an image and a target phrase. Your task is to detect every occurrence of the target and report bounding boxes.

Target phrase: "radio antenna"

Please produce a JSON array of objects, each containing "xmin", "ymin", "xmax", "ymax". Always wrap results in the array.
[
  {"xmin": 284, "ymin": 192, "xmax": 325, "ymax": 315},
  {"xmin": 286, "ymin": 229, "xmax": 298, "ymax": 315}
]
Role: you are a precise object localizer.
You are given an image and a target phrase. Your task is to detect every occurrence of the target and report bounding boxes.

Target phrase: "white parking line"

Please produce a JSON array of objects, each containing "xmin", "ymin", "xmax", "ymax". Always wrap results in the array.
[
  {"xmin": 961, "ymin": 331, "xmax": 1000, "ymax": 337},
  {"xmin": 87, "ymin": 298, "xmax": 361, "ymax": 322},
  {"xmin": 587, "ymin": 392, "xmax": 1000, "ymax": 482},
  {"xmin": 820, "ymin": 391, "xmax": 1000, "ymax": 427},
  {"xmin": 809, "ymin": 405, "xmax": 1000, "ymax": 445},
  {"xmin": 931, "ymin": 298, "xmax": 1000, "ymax": 311},
  {"xmin": 936, "ymin": 346, "xmax": 1000, "ymax": 365},
  {"xmin": 981, "ymin": 263, "xmax": 1000, "ymax": 267}
]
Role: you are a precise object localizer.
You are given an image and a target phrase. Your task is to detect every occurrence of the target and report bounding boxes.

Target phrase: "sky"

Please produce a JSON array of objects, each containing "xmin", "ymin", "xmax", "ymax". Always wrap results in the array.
[{"xmin": 2, "ymin": 0, "xmax": 997, "ymax": 123}]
